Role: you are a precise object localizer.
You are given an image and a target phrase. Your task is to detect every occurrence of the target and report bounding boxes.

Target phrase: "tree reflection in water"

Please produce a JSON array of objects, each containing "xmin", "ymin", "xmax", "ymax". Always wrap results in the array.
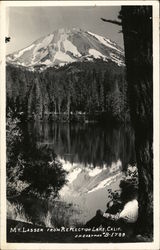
[
  {"xmin": 7, "ymin": 120, "xmax": 136, "ymax": 227},
  {"xmin": 28, "ymin": 121, "xmax": 136, "ymax": 169}
]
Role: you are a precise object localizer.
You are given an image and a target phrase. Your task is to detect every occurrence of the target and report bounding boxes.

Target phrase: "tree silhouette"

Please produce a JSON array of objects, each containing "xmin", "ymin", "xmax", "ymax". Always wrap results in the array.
[{"xmin": 102, "ymin": 6, "xmax": 153, "ymax": 237}]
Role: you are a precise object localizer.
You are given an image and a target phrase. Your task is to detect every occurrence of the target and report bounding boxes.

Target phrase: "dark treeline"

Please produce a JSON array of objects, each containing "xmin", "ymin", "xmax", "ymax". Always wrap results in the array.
[{"xmin": 6, "ymin": 60, "xmax": 128, "ymax": 123}]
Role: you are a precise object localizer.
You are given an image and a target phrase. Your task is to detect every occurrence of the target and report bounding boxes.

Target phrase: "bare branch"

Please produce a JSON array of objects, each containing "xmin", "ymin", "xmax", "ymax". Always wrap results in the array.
[{"xmin": 101, "ymin": 18, "xmax": 122, "ymax": 26}]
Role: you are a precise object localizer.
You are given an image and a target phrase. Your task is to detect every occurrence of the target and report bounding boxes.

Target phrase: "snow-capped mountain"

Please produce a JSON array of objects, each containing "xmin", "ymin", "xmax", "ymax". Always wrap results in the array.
[{"xmin": 7, "ymin": 28, "xmax": 125, "ymax": 69}]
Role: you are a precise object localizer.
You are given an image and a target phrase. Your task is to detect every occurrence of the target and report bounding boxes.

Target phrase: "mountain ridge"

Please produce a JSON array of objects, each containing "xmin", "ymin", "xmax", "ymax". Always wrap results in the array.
[{"xmin": 7, "ymin": 28, "xmax": 125, "ymax": 70}]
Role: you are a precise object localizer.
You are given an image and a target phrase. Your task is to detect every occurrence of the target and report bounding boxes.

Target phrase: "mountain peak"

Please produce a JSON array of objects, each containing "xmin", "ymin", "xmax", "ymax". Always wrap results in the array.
[
  {"xmin": 54, "ymin": 27, "xmax": 83, "ymax": 34},
  {"xmin": 7, "ymin": 28, "xmax": 125, "ymax": 70}
]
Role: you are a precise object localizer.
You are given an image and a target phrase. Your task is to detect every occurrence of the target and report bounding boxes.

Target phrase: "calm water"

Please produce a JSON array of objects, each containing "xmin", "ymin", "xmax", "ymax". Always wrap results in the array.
[{"xmin": 7, "ymin": 121, "xmax": 136, "ymax": 227}]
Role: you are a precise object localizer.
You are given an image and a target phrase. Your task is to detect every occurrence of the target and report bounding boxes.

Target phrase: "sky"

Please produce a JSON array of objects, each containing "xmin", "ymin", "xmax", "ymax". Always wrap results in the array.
[{"xmin": 6, "ymin": 6, "xmax": 124, "ymax": 55}]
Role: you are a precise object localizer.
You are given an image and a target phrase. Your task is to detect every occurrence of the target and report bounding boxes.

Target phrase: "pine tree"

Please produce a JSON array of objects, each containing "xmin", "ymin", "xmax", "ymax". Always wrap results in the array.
[{"xmin": 121, "ymin": 6, "xmax": 153, "ymax": 236}]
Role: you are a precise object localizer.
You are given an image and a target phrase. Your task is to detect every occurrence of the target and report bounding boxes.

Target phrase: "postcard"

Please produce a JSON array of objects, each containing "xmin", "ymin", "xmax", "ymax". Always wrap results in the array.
[{"xmin": 0, "ymin": 1, "xmax": 159, "ymax": 249}]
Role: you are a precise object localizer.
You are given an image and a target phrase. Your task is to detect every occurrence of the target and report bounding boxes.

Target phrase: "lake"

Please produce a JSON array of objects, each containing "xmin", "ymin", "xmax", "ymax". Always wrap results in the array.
[{"xmin": 7, "ymin": 121, "xmax": 136, "ymax": 228}]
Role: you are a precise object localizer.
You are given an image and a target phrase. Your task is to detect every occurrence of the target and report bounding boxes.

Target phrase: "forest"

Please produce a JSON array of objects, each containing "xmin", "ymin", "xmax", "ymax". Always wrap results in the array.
[{"xmin": 6, "ymin": 60, "xmax": 128, "ymax": 123}]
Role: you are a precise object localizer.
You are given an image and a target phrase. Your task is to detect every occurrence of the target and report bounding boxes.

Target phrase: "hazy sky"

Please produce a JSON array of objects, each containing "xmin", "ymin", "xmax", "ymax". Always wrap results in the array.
[{"xmin": 6, "ymin": 6, "xmax": 123, "ymax": 54}]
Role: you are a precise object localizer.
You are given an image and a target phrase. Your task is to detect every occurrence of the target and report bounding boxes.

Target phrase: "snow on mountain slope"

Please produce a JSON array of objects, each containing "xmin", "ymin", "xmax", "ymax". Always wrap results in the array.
[
  {"xmin": 7, "ymin": 28, "xmax": 125, "ymax": 69},
  {"xmin": 13, "ymin": 44, "xmax": 35, "ymax": 59},
  {"xmin": 87, "ymin": 31, "xmax": 122, "ymax": 54},
  {"xmin": 89, "ymin": 48, "xmax": 107, "ymax": 60}
]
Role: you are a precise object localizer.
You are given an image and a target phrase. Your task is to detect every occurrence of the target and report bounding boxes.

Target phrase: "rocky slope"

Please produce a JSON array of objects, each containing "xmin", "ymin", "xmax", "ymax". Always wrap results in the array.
[{"xmin": 7, "ymin": 28, "xmax": 124, "ymax": 70}]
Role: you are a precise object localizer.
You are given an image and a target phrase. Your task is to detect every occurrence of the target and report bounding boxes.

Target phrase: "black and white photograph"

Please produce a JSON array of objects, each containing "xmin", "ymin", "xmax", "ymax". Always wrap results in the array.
[{"xmin": 0, "ymin": 1, "xmax": 159, "ymax": 249}]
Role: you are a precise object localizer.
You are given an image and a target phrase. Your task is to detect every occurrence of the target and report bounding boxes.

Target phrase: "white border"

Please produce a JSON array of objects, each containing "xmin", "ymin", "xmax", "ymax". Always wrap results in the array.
[{"xmin": 0, "ymin": 1, "xmax": 159, "ymax": 250}]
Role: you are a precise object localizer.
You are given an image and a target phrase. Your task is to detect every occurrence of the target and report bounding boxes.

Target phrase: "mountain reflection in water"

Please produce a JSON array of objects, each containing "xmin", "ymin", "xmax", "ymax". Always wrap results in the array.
[{"xmin": 8, "ymin": 121, "xmax": 136, "ymax": 227}]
